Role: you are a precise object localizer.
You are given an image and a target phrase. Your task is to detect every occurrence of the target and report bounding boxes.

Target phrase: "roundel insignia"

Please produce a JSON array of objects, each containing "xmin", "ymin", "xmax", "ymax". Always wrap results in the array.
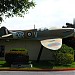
[
  {"xmin": 27, "ymin": 32, "xmax": 32, "ymax": 37},
  {"xmin": 26, "ymin": 30, "xmax": 34, "ymax": 38}
]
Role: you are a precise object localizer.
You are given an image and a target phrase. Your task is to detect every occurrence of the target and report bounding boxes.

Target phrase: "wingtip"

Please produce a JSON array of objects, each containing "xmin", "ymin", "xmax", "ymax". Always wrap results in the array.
[{"xmin": 41, "ymin": 38, "xmax": 62, "ymax": 50}]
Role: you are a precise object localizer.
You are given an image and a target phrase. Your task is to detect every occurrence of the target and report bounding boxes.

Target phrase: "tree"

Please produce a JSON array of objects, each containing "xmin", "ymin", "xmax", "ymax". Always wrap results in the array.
[{"xmin": 0, "ymin": 0, "xmax": 35, "ymax": 23}]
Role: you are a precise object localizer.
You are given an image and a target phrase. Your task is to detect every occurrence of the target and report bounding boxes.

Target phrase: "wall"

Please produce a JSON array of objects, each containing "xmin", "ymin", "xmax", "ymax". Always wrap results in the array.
[{"xmin": 0, "ymin": 39, "xmax": 54, "ymax": 60}]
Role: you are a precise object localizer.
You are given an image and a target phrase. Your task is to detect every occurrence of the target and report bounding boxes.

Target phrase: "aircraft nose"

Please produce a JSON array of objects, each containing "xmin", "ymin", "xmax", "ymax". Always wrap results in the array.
[{"xmin": 63, "ymin": 28, "xmax": 74, "ymax": 38}]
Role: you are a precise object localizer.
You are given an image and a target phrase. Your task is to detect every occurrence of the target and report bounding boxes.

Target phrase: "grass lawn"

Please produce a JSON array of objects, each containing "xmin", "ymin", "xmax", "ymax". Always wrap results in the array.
[
  {"xmin": 0, "ymin": 61, "xmax": 75, "ymax": 69},
  {"xmin": 0, "ymin": 61, "xmax": 75, "ymax": 70},
  {"xmin": 53, "ymin": 62, "xmax": 75, "ymax": 69},
  {"xmin": 32, "ymin": 61, "xmax": 75, "ymax": 69}
]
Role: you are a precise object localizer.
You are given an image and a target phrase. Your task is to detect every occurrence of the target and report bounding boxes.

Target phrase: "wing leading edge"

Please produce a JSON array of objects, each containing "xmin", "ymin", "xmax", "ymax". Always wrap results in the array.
[{"xmin": 40, "ymin": 38, "xmax": 62, "ymax": 50}]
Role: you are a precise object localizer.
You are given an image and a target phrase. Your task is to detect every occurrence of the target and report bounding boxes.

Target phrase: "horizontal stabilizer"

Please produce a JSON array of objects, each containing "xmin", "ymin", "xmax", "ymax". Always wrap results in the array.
[
  {"xmin": 2, "ymin": 34, "xmax": 12, "ymax": 38},
  {"xmin": 41, "ymin": 38, "xmax": 62, "ymax": 50}
]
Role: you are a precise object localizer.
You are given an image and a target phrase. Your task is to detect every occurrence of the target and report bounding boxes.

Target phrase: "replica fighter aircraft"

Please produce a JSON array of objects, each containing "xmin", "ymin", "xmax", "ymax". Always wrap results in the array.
[{"xmin": 0, "ymin": 26, "xmax": 74, "ymax": 50}]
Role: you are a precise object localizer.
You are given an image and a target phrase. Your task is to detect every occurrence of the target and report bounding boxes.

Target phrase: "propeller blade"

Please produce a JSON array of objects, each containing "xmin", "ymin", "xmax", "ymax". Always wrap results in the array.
[{"xmin": 73, "ymin": 18, "xmax": 75, "ymax": 28}]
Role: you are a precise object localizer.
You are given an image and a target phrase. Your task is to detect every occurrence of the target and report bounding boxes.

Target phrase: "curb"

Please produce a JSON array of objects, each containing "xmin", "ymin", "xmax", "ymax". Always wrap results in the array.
[{"xmin": 0, "ymin": 68, "xmax": 75, "ymax": 71}]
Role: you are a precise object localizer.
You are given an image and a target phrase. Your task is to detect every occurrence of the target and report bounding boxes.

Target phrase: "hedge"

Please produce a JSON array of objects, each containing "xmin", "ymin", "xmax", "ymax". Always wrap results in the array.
[
  {"xmin": 5, "ymin": 48, "xmax": 29, "ymax": 64},
  {"xmin": 52, "ymin": 44, "xmax": 74, "ymax": 65}
]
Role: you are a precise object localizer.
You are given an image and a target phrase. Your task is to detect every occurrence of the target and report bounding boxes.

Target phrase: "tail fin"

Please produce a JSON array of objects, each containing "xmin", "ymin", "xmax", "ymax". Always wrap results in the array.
[
  {"xmin": 0, "ymin": 26, "xmax": 10, "ymax": 36},
  {"xmin": 0, "ymin": 26, "xmax": 12, "ymax": 37}
]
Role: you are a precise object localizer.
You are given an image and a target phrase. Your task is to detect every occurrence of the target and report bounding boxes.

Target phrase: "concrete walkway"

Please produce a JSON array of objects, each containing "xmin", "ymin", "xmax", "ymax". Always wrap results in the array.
[{"xmin": 0, "ymin": 71, "xmax": 75, "ymax": 75}]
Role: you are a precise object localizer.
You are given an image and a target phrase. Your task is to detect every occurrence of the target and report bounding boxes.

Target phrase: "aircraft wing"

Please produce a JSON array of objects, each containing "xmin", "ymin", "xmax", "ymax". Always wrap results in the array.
[{"xmin": 40, "ymin": 38, "xmax": 62, "ymax": 50}]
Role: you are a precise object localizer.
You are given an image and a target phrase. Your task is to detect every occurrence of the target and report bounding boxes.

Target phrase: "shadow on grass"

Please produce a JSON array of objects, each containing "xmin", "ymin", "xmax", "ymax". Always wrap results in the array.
[
  {"xmin": 2, "ymin": 62, "xmax": 11, "ymax": 67},
  {"xmin": 32, "ymin": 61, "xmax": 54, "ymax": 69}
]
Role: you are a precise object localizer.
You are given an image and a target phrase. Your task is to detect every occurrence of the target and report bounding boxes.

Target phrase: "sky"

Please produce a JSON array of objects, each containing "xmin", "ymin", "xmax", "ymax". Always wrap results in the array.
[{"xmin": 1, "ymin": 0, "xmax": 75, "ymax": 30}]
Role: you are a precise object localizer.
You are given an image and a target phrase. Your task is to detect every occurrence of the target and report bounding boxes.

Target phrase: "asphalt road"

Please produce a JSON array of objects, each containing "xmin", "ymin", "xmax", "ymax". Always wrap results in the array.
[{"xmin": 0, "ymin": 71, "xmax": 75, "ymax": 75}]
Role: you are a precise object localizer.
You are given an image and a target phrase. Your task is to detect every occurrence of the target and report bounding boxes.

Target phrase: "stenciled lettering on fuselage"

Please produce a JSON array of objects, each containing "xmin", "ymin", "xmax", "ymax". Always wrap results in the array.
[
  {"xmin": 15, "ymin": 31, "xmax": 24, "ymax": 38},
  {"xmin": 16, "ymin": 31, "xmax": 24, "ymax": 38}
]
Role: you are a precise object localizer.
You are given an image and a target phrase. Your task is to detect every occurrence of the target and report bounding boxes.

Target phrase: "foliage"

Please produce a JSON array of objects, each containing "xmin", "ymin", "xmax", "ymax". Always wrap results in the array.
[
  {"xmin": 5, "ymin": 48, "xmax": 29, "ymax": 64},
  {"xmin": 52, "ymin": 44, "xmax": 74, "ymax": 65},
  {"xmin": 10, "ymin": 48, "xmax": 28, "ymax": 54},
  {"xmin": 0, "ymin": 0, "xmax": 35, "ymax": 23},
  {"xmin": 11, "ymin": 48, "xmax": 28, "ymax": 50}
]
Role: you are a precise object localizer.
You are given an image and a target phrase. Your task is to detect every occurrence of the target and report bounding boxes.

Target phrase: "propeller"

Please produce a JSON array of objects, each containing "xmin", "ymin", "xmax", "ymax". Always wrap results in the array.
[
  {"xmin": 73, "ymin": 19, "xmax": 75, "ymax": 37},
  {"xmin": 73, "ymin": 18, "xmax": 75, "ymax": 28},
  {"xmin": 66, "ymin": 19, "xmax": 75, "ymax": 28},
  {"xmin": 65, "ymin": 19, "xmax": 75, "ymax": 37}
]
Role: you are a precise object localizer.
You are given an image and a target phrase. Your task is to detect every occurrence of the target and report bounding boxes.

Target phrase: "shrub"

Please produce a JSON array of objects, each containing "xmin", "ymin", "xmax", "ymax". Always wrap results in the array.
[
  {"xmin": 5, "ymin": 48, "xmax": 29, "ymax": 64},
  {"xmin": 10, "ymin": 48, "xmax": 28, "ymax": 55},
  {"xmin": 52, "ymin": 44, "xmax": 74, "ymax": 65}
]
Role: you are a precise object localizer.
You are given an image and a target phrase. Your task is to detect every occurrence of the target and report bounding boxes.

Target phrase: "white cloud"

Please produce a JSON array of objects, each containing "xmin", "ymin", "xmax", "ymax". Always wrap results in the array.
[{"xmin": 1, "ymin": 0, "xmax": 75, "ymax": 30}]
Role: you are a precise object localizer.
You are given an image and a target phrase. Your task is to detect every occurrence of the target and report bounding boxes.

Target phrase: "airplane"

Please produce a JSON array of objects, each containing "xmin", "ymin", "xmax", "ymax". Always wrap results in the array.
[
  {"xmin": 62, "ymin": 19, "xmax": 75, "ymax": 49},
  {"xmin": 0, "ymin": 26, "xmax": 75, "ymax": 50}
]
